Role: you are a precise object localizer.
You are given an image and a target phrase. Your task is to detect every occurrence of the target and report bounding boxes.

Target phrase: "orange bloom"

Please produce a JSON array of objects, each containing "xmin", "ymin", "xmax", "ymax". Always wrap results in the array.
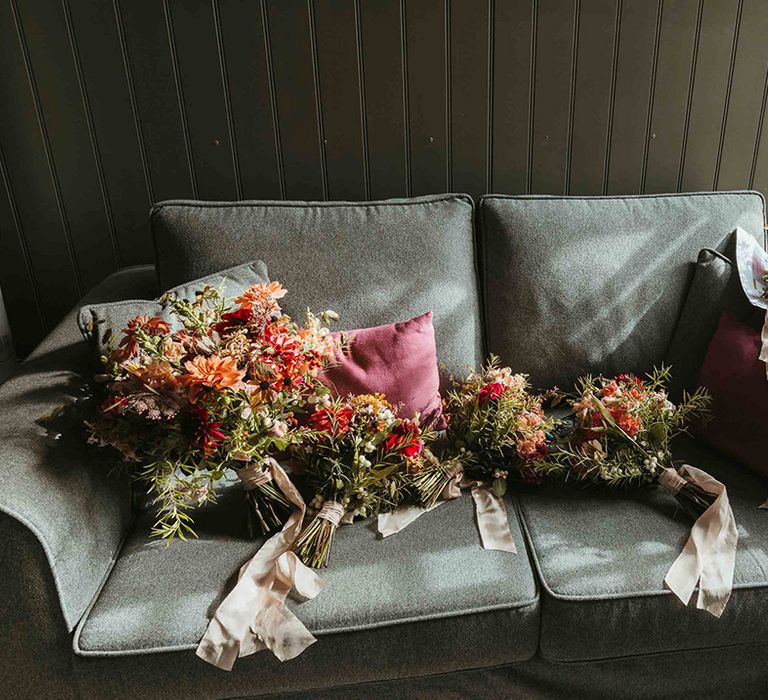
[
  {"xmin": 235, "ymin": 281, "xmax": 287, "ymax": 313},
  {"xmin": 118, "ymin": 314, "xmax": 172, "ymax": 359},
  {"xmin": 128, "ymin": 360, "xmax": 177, "ymax": 391},
  {"xmin": 181, "ymin": 354, "xmax": 245, "ymax": 403}
]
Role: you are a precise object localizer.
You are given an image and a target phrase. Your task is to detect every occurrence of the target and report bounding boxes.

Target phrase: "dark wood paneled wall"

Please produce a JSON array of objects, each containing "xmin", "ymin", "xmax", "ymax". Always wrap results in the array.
[{"xmin": 1, "ymin": 0, "xmax": 768, "ymax": 355}]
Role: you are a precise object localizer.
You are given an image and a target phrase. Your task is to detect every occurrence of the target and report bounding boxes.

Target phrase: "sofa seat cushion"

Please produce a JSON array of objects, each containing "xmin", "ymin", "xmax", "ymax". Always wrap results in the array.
[
  {"xmin": 479, "ymin": 191, "xmax": 765, "ymax": 390},
  {"xmin": 516, "ymin": 435, "xmax": 768, "ymax": 662},
  {"xmin": 74, "ymin": 487, "xmax": 539, "ymax": 666},
  {"xmin": 151, "ymin": 195, "xmax": 483, "ymax": 382}
]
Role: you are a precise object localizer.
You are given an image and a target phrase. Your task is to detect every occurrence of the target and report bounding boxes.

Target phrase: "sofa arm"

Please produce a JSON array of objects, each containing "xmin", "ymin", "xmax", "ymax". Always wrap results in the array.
[{"xmin": 0, "ymin": 265, "xmax": 159, "ymax": 635}]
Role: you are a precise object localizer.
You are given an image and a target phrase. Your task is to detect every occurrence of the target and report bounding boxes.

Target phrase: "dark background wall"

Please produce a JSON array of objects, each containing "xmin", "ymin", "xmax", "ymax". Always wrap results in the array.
[{"xmin": 1, "ymin": 0, "xmax": 768, "ymax": 355}]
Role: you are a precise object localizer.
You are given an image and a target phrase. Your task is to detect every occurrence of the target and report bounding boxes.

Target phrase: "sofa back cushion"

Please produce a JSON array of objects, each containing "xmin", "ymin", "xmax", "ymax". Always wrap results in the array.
[
  {"xmin": 479, "ymin": 192, "xmax": 765, "ymax": 390},
  {"xmin": 151, "ymin": 195, "xmax": 482, "ymax": 380}
]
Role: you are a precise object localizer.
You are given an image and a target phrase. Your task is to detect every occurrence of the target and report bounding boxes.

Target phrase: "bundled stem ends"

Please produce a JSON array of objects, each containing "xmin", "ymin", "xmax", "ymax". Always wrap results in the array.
[
  {"xmin": 292, "ymin": 501, "xmax": 345, "ymax": 568},
  {"xmin": 658, "ymin": 466, "xmax": 717, "ymax": 521}
]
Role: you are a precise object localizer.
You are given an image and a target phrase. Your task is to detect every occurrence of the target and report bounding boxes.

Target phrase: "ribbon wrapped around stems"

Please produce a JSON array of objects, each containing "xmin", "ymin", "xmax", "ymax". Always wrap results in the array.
[
  {"xmin": 659, "ymin": 465, "xmax": 738, "ymax": 618},
  {"xmin": 197, "ymin": 460, "xmax": 324, "ymax": 670},
  {"xmin": 377, "ymin": 468, "xmax": 517, "ymax": 553}
]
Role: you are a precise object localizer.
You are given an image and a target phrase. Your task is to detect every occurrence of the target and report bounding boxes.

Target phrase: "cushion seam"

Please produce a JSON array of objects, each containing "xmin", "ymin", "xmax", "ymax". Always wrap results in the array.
[
  {"xmin": 74, "ymin": 596, "xmax": 539, "ymax": 657},
  {"xmin": 150, "ymin": 193, "xmax": 473, "ymax": 220},
  {"xmin": 540, "ymin": 636, "xmax": 768, "ymax": 665}
]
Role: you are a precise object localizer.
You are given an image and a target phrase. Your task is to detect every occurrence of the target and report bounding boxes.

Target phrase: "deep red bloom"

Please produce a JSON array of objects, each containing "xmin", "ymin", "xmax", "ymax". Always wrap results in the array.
[
  {"xmin": 188, "ymin": 403, "xmax": 226, "ymax": 454},
  {"xmin": 478, "ymin": 381, "xmax": 506, "ymax": 402},
  {"xmin": 384, "ymin": 421, "xmax": 424, "ymax": 458},
  {"xmin": 309, "ymin": 404, "xmax": 354, "ymax": 436},
  {"xmin": 214, "ymin": 306, "xmax": 253, "ymax": 334}
]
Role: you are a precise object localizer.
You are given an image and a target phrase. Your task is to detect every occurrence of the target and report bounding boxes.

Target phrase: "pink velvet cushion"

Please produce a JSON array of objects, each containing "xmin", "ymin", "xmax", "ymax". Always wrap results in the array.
[
  {"xmin": 322, "ymin": 311, "xmax": 442, "ymax": 425},
  {"xmin": 697, "ymin": 311, "xmax": 768, "ymax": 479}
]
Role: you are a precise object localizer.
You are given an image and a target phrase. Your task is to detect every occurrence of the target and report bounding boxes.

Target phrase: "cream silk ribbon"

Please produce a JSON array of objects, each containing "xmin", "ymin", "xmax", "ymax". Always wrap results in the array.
[
  {"xmin": 196, "ymin": 459, "xmax": 324, "ymax": 670},
  {"xmin": 660, "ymin": 465, "xmax": 738, "ymax": 618},
  {"xmin": 377, "ymin": 469, "xmax": 517, "ymax": 553}
]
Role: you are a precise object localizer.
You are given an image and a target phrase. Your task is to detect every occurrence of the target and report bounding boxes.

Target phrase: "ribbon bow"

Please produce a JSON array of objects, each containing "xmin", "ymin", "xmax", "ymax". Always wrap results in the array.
[
  {"xmin": 197, "ymin": 460, "xmax": 323, "ymax": 670},
  {"xmin": 661, "ymin": 465, "xmax": 738, "ymax": 618},
  {"xmin": 377, "ymin": 467, "xmax": 517, "ymax": 553}
]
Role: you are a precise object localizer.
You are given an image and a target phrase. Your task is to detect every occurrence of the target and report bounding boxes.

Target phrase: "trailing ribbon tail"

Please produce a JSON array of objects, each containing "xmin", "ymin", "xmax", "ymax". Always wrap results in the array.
[
  {"xmin": 196, "ymin": 461, "xmax": 324, "ymax": 670},
  {"xmin": 377, "ymin": 476, "xmax": 517, "ymax": 554},
  {"xmin": 470, "ymin": 486, "xmax": 517, "ymax": 553},
  {"xmin": 663, "ymin": 465, "xmax": 738, "ymax": 618}
]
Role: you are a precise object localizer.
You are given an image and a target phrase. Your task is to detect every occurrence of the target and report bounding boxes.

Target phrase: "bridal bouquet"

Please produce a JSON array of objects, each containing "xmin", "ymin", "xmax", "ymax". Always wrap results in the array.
[
  {"xmin": 412, "ymin": 356, "xmax": 555, "ymax": 508},
  {"xmin": 534, "ymin": 368, "xmax": 712, "ymax": 518},
  {"xmin": 86, "ymin": 280, "xmax": 340, "ymax": 540},
  {"xmin": 292, "ymin": 393, "xmax": 436, "ymax": 567}
]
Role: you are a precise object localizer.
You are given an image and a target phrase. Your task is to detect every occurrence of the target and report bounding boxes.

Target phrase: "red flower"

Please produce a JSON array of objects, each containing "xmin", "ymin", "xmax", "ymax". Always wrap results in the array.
[
  {"xmin": 384, "ymin": 421, "xmax": 424, "ymax": 458},
  {"xmin": 478, "ymin": 381, "xmax": 506, "ymax": 402},
  {"xmin": 213, "ymin": 307, "xmax": 253, "ymax": 334},
  {"xmin": 309, "ymin": 404, "xmax": 354, "ymax": 436},
  {"xmin": 188, "ymin": 403, "xmax": 226, "ymax": 455}
]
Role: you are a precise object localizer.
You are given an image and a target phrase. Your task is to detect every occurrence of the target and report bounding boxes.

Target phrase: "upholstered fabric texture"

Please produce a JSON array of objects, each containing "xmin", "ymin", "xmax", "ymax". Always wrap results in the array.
[
  {"xmin": 75, "ymin": 490, "xmax": 537, "ymax": 658},
  {"xmin": 480, "ymin": 192, "xmax": 765, "ymax": 391},
  {"xmin": 516, "ymin": 435, "xmax": 768, "ymax": 662},
  {"xmin": 0, "ymin": 266, "xmax": 158, "ymax": 631},
  {"xmin": 78, "ymin": 260, "xmax": 269, "ymax": 356},
  {"xmin": 665, "ymin": 243, "xmax": 760, "ymax": 401},
  {"xmin": 150, "ymin": 195, "xmax": 483, "ymax": 382},
  {"xmin": 322, "ymin": 311, "xmax": 442, "ymax": 424}
]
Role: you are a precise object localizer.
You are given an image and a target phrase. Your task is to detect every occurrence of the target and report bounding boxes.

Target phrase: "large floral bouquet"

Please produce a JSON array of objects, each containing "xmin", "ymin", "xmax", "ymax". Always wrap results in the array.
[
  {"xmin": 86, "ymin": 281, "xmax": 339, "ymax": 540},
  {"xmin": 413, "ymin": 356, "xmax": 555, "ymax": 507},
  {"xmin": 535, "ymin": 368, "xmax": 712, "ymax": 519},
  {"xmin": 292, "ymin": 393, "xmax": 435, "ymax": 567}
]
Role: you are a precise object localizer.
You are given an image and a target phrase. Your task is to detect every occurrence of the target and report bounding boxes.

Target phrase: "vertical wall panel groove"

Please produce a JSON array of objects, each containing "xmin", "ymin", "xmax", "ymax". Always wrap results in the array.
[
  {"xmin": 265, "ymin": 0, "xmax": 324, "ymax": 200},
  {"xmin": 400, "ymin": 0, "xmax": 412, "ymax": 196},
  {"xmin": 212, "ymin": 0, "xmax": 243, "ymax": 200},
  {"xmin": 570, "ymin": 0, "xmax": 618, "ymax": 196},
  {"xmin": 605, "ymin": 0, "xmax": 659, "ymax": 194},
  {"xmin": 10, "ymin": 0, "xmax": 87, "ymax": 297},
  {"xmin": 564, "ymin": 0, "xmax": 581, "ymax": 194},
  {"xmin": 0, "ymin": 140, "xmax": 46, "ymax": 354},
  {"xmin": 62, "ymin": 0, "xmax": 122, "ymax": 268},
  {"xmin": 676, "ymin": 0, "xmax": 704, "ymax": 191},
  {"xmin": 117, "ymin": 0, "xmax": 193, "ymax": 202},
  {"xmin": 713, "ymin": 0, "xmax": 744, "ymax": 190},
  {"xmin": 307, "ymin": 0, "xmax": 330, "ymax": 200},
  {"xmin": 162, "ymin": 0, "xmax": 198, "ymax": 198},
  {"xmin": 716, "ymin": 0, "xmax": 768, "ymax": 190},
  {"xmin": 353, "ymin": 0, "xmax": 372, "ymax": 200},
  {"xmin": 0, "ymin": 0, "xmax": 81, "ymax": 336},
  {"xmin": 639, "ymin": 0, "xmax": 663, "ymax": 194},
  {"xmin": 680, "ymin": 0, "xmax": 740, "ymax": 192},
  {"xmin": 359, "ymin": 0, "xmax": 407, "ymax": 199},
  {"xmin": 113, "ymin": 0, "xmax": 154, "ymax": 204},
  {"xmin": 531, "ymin": 0, "xmax": 576, "ymax": 194},
  {"xmin": 3, "ymin": 0, "xmax": 768, "ymax": 353},
  {"xmin": 450, "ymin": 0, "xmax": 489, "ymax": 200},
  {"xmin": 260, "ymin": 0, "xmax": 286, "ymax": 199},
  {"xmin": 492, "ymin": 0, "xmax": 533, "ymax": 194},
  {"xmin": 313, "ymin": 0, "xmax": 367, "ymax": 200},
  {"xmin": 643, "ymin": 0, "xmax": 700, "ymax": 195}
]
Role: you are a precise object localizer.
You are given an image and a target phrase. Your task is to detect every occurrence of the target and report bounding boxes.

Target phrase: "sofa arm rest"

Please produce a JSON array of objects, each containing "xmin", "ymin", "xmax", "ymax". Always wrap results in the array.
[{"xmin": 0, "ymin": 266, "xmax": 159, "ymax": 632}]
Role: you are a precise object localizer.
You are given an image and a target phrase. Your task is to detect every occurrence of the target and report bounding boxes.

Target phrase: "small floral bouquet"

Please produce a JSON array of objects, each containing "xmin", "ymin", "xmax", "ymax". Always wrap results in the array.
[
  {"xmin": 534, "ymin": 368, "xmax": 712, "ymax": 519},
  {"xmin": 412, "ymin": 356, "xmax": 555, "ymax": 507},
  {"xmin": 292, "ymin": 393, "xmax": 436, "ymax": 567},
  {"xmin": 86, "ymin": 281, "xmax": 340, "ymax": 540}
]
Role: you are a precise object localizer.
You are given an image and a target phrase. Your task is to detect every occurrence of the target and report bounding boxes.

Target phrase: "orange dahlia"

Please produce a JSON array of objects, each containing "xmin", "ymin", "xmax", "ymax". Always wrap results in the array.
[{"xmin": 181, "ymin": 354, "xmax": 246, "ymax": 403}]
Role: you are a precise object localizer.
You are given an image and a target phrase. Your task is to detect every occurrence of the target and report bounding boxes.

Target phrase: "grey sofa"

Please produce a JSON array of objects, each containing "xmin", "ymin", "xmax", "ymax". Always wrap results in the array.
[{"xmin": 2, "ymin": 192, "xmax": 768, "ymax": 699}]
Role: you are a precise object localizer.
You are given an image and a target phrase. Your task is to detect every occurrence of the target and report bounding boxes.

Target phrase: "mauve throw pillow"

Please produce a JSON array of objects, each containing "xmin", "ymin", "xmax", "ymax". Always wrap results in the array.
[
  {"xmin": 697, "ymin": 311, "xmax": 768, "ymax": 479},
  {"xmin": 322, "ymin": 311, "xmax": 443, "ymax": 426}
]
